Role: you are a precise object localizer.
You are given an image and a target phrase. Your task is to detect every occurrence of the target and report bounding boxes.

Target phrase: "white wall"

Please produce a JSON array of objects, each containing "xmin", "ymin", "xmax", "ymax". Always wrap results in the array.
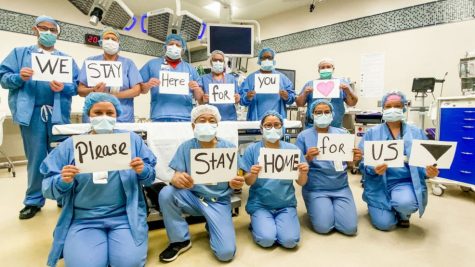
[{"xmin": 0, "ymin": 0, "xmax": 158, "ymax": 159}]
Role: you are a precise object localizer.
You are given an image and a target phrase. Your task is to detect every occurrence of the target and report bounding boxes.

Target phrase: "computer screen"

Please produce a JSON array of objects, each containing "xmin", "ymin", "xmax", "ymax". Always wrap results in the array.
[
  {"xmin": 412, "ymin": 78, "xmax": 436, "ymax": 93},
  {"xmin": 275, "ymin": 68, "xmax": 296, "ymax": 86},
  {"xmin": 207, "ymin": 24, "xmax": 254, "ymax": 57}
]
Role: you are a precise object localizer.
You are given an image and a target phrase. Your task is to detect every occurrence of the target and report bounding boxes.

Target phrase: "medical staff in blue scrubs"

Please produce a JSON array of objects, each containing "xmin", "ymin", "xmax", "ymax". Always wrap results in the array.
[
  {"xmin": 296, "ymin": 58, "xmax": 358, "ymax": 128},
  {"xmin": 40, "ymin": 93, "xmax": 157, "ymax": 267},
  {"xmin": 140, "ymin": 34, "xmax": 204, "ymax": 122},
  {"xmin": 358, "ymin": 91, "xmax": 439, "ymax": 230},
  {"xmin": 198, "ymin": 50, "xmax": 240, "ymax": 121},
  {"xmin": 296, "ymin": 99, "xmax": 362, "ymax": 235},
  {"xmin": 78, "ymin": 27, "xmax": 142, "ymax": 123},
  {"xmin": 158, "ymin": 105, "xmax": 244, "ymax": 262},
  {"xmin": 240, "ymin": 111, "xmax": 309, "ymax": 248},
  {"xmin": 239, "ymin": 48, "xmax": 295, "ymax": 121},
  {"xmin": 0, "ymin": 15, "xmax": 79, "ymax": 219}
]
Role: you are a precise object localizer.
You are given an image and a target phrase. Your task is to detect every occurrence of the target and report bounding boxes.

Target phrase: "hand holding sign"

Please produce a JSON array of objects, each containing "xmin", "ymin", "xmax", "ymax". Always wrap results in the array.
[
  {"xmin": 50, "ymin": 80, "xmax": 64, "ymax": 92},
  {"xmin": 85, "ymin": 60, "xmax": 123, "ymax": 87},
  {"xmin": 20, "ymin": 67, "xmax": 34, "ymax": 81},
  {"xmin": 313, "ymin": 79, "xmax": 341, "ymax": 98},
  {"xmin": 160, "ymin": 71, "xmax": 189, "ymax": 95},
  {"xmin": 426, "ymin": 165, "xmax": 439, "ymax": 178},
  {"xmin": 363, "ymin": 140, "xmax": 404, "ymax": 168},
  {"xmin": 209, "ymin": 84, "xmax": 235, "ymax": 104},
  {"xmin": 32, "ymin": 53, "xmax": 72, "ymax": 83},
  {"xmin": 409, "ymin": 140, "xmax": 457, "ymax": 169},
  {"xmin": 229, "ymin": 176, "xmax": 245, "ymax": 190},
  {"xmin": 171, "ymin": 172, "xmax": 194, "ymax": 189},
  {"xmin": 129, "ymin": 157, "xmax": 145, "ymax": 175},
  {"xmin": 255, "ymin": 74, "xmax": 280, "ymax": 94},
  {"xmin": 61, "ymin": 165, "xmax": 80, "ymax": 183}
]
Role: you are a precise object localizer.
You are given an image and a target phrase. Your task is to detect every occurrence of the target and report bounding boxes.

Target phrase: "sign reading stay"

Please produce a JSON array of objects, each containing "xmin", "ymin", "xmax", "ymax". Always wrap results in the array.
[
  {"xmin": 190, "ymin": 148, "xmax": 238, "ymax": 184},
  {"xmin": 85, "ymin": 60, "xmax": 123, "ymax": 87}
]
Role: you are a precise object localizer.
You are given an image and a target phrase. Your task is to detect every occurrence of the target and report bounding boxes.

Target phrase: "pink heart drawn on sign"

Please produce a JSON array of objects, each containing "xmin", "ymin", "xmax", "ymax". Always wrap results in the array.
[{"xmin": 316, "ymin": 81, "xmax": 335, "ymax": 97}]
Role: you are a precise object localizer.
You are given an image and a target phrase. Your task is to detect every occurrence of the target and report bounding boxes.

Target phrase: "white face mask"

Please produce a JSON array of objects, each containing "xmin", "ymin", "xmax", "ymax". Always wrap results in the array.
[
  {"xmin": 194, "ymin": 123, "xmax": 218, "ymax": 142},
  {"xmin": 313, "ymin": 113, "xmax": 333, "ymax": 128},
  {"xmin": 90, "ymin": 115, "xmax": 116, "ymax": 134},
  {"xmin": 211, "ymin": 61, "xmax": 224, "ymax": 74},
  {"xmin": 262, "ymin": 127, "xmax": 283, "ymax": 143},
  {"xmin": 382, "ymin": 108, "xmax": 405, "ymax": 122},
  {"xmin": 260, "ymin": 59, "xmax": 275, "ymax": 71},
  {"xmin": 102, "ymin": 39, "xmax": 119, "ymax": 55},
  {"xmin": 166, "ymin": 44, "xmax": 182, "ymax": 60}
]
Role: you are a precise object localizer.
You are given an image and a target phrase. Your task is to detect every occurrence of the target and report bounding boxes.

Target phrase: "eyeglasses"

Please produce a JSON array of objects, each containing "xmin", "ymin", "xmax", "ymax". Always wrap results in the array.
[
  {"xmin": 36, "ymin": 25, "xmax": 58, "ymax": 34},
  {"xmin": 313, "ymin": 110, "xmax": 332, "ymax": 115},
  {"xmin": 262, "ymin": 123, "xmax": 282, "ymax": 130}
]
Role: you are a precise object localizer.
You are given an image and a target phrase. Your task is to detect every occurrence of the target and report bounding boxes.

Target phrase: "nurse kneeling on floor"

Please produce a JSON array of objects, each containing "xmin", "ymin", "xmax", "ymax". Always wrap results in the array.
[
  {"xmin": 296, "ymin": 99, "xmax": 361, "ymax": 236},
  {"xmin": 40, "ymin": 93, "xmax": 157, "ymax": 267},
  {"xmin": 240, "ymin": 111, "xmax": 309, "ymax": 248},
  {"xmin": 158, "ymin": 105, "xmax": 244, "ymax": 262},
  {"xmin": 358, "ymin": 91, "xmax": 439, "ymax": 231}
]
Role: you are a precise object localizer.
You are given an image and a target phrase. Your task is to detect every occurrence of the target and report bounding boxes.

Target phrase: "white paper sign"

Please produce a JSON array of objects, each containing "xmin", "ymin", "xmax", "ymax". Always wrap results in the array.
[
  {"xmin": 31, "ymin": 53, "xmax": 72, "ymax": 83},
  {"xmin": 190, "ymin": 148, "xmax": 238, "ymax": 184},
  {"xmin": 258, "ymin": 148, "xmax": 300, "ymax": 180},
  {"xmin": 363, "ymin": 140, "xmax": 404, "ymax": 167},
  {"xmin": 209, "ymin": 84, "xmax": 235, "ymax": 104},
  {"xmin": 85, "ymin": 60, "xmax": 123, "ymax": 87},
  {"xmin": 73, "ymin": 133, "xmax": 131, "ymax": 173},
  {"xmin": 160, "ymin": 71, "xmax": 189, "ymax": 95},
  {"xmin": 317, "ymin": 134, "xmax": 356, "ymax": 161},
  {"xmin": 313, "ymin": 79, "xmax": 341, "ymax": 98},
  {"xmin": 409, "ymin": 140, "xmax": 457, "ymax": 169},
  {"xmin": 254, "ymin": 74, "xmax": 280, "ymax": 94}
]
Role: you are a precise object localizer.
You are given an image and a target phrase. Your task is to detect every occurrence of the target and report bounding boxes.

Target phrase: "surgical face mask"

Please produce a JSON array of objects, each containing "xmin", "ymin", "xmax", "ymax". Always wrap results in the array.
[
  {"xmin": 262, "ymin": 127, "xmax": 283, "ymax": 143},
  {"xmin": 319, "ymin": 68, "xmax": 333, "ymax": 80},
  {"xmin": 194, "ymin": 123, "xmax": 218, "ymax": 142},
  {"xmin": 211, "ymin": 61, "xmax": 224, "ymax": 74},
  {"xmin": 313, "ymin": 113, "xmax": 333, "ymax": 128},
  {"xmin": 102, "ymin": 39, "xmax": 120, "ymax": 55},
  {"xmin": 260, "ymin": 59, "xmax": 275, "ymax": 71},
  {"xmin": 382, "ymin": 108, "xmax": 405, "ymax": 122},
  {"xmin": 90, "ymin": 115, "xmax": 116, "ymax": 134},
  {"xmin": 38, "ymin": 31, "xmax": 57, "ymax": 47},
  {"xmin": 165, "ymin": 45, "xmax": 182, "ymax": 60}
]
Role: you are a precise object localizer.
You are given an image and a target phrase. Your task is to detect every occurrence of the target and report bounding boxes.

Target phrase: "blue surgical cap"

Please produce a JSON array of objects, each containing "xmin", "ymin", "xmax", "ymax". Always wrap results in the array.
[
  {"xmin": 309, "ymin": 99, "xmax": 335, "ymax": 117},
  {"xmin": 83, "ymin": 93, "xmax": 122, "ymax": 117},
  {"xmin": 100, "ymin": 27, "xmax": 120, "ymax": 41},
  {"xmin": 35, "ymin": 15, "xmax": 60, "ymax": 33},
  {"xmin": 381, "ymin": 91, "xmax": 407, "ymax": 112},
  {"xmin": 257, "ymin": 47, "xmax": 276, "ymax": 64},
  {"xmin": 164, "ymin": 34, "xmax": 187, "ymax": 50},
  {"xmin": 260, "ymin": 110, "xmax": 283, "ymax": 125}
]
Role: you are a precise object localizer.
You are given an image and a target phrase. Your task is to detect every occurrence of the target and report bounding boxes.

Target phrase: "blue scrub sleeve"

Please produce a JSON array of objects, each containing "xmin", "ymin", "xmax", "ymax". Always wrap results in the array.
[
  {"xmin": 78, "ymin": 61, "xmax": 87, "ymax": 85},
  {"xmin": 127, "ymin": 60, "xmax": 144, "ymax": 86},
  {"xmin": 60, "ymin": 59, "xmax": 79, "ymax": 97},
  {"xmin": 239, "ymin": 76, "xmax": 253, "ymax": 106},
  {"xmin": 281, "ymin": 75, "xmax": 295, "ymax": 105},
  {"xmin": 239, "ymin": 144, "xmax": 256, "ymax": 173},
  {"xmin": 139, "ymin": 62, "xmax": 151, "ymax": 84},
  {"xmin": 358, "ymin": 128, "xmax": 377, "ymax": 175},
  {"xmin": 169, "ymin": 142, "xmax": 188, "ymax": 173},
  {"xmin": 0, "ymin": 48, "xmax": 25, "ymax": 90}
]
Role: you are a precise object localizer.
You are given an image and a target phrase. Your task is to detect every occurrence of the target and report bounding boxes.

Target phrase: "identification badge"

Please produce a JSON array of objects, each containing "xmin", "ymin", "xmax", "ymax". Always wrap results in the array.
[
  {"xmin": 333, "ymin": 161, "xmax": 344, "ymax": 172},
  {"xmin": 160, "ymin": 64, "xmax": 170, "ymax": 71},
  {"xmin": 93, "ymin": 171, "xmax": 108, "ymax": 184}
]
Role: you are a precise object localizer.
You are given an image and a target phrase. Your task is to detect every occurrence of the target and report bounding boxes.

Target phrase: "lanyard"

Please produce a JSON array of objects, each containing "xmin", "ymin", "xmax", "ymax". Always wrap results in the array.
[{"xmin": 385, "ymin": 122, "xmax": 403, "ymax": 140}]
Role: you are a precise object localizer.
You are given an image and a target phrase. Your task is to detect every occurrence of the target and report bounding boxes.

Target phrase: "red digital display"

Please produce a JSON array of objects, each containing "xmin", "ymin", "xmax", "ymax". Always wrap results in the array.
[{"xmin": 84, "ymin": 34, "xmax": 101, "ymax": 47}]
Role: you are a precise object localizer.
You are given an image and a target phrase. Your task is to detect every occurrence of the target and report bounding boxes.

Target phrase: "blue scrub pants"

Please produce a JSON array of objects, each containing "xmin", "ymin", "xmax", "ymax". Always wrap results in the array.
[
  {"xmin": 250, "ymin": 207, "xmax": 300, "ymax": 248},
  {"xmin": 302, "ymin": 186, "xmax": 358, "ymax": 236},
  {"xmin": 368, "ymin": 182, "xmax": 418, "ymax": 231},
  {"xmin": 20, "ymin": 107, "xmax": 55, "ymax": 207},
  {"xmin": 159, "ymin": 186, "xmax": 236, "ymax": 262},
  {"xmin": 63, "ymin": 215, "xmax": 147, "ymax": 267}
]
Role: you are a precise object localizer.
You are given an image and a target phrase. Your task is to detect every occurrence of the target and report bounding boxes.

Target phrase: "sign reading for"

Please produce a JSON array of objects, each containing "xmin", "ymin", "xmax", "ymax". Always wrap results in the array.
[
  {"xmin": 209, "ymin": 84, "xmax": 235, "ymax": 104},
  {"xmin": 85, "ymin": 60, "xmax": 123, "ymax": 87},
  {"xmin": 190, "ymin": 148, "xmax": 238, "ymax": 184},
  {"xmin": 258, "ymin": 148, "xmax": 300, "ymax": 180},
  {"xmin": 160, "ymin": 71, "xmax": 189, "ymax": 95},
  {"xmin": 73, "ymin": 133, "xmax": 131, "ymax": 173},
  {"xmin": 316, "ymin": 134, "xmax": 356, "ymax": 161},
  {"xmin": 31, "ymin": 53, "xmax": 72, "ymax": 83},
  {"xmin": 363, "ymin": 140, "xmax": 404, "ymax": 167},
  {"xmin": 254, "ymin": 74, "xmax": 280, "ymax": 94}
]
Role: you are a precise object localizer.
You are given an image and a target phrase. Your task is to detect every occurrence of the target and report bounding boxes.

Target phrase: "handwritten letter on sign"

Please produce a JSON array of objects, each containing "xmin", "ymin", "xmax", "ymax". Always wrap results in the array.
[
  {"xmin": 255, "ymin": 74, "xmax": 280, "ymax": 94},
  {"xmin": 258, "ymin": 148, "xmax": 300, "ymax": 180},
  {"xmin": 409, "ymin": 140, "xmax": 457, "ymax": 169},
  {"xmin": 190, "ymin": 148, "xmax": 238, "ymax": 184},
  {"xmin": 209, "ymin": 84, "xmax": 235, "ymax": 104},
  {"xmin": 313, "ymin": 79, "xmax": 341, "ymax": 98},
  {"xmin": 363, "ymin": 140, "xmax": 404, "ymax": 167},
  {"xmin": 317, "ymin": 134, "xmax": 356, "ymax": 161},
  {"xmin": 73, "ymin": 133, "xmax": 131, "ymax": 173},
  {"xmin": 85, "ymin": 60, "xmax": 123, "ymax": 87},
  {"xmin": 31, "ymin": 53, "xmax": 72, "ymax": 83},
  {"xmin": 160, "ymin": 71, "xmax": 189, "ymax": 95}
]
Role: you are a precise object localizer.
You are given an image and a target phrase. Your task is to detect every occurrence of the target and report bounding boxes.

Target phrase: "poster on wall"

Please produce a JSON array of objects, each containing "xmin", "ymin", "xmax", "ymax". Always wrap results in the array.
[{"xmin": 360, "ymin": 53, "xmax": 385, "ymax": 98}]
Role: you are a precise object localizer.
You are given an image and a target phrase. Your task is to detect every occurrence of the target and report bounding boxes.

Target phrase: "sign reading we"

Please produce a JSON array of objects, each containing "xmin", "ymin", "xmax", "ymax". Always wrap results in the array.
[{"xmin": 31, "ymin": 53, "xmax": 72, "ymax": 83}]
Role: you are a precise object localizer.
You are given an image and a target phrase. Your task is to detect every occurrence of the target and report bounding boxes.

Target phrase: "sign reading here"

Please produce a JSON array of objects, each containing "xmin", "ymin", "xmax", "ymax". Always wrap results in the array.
[{"xmin": 160, "ymin": 71, "xmax": 189, "ymax": 95}]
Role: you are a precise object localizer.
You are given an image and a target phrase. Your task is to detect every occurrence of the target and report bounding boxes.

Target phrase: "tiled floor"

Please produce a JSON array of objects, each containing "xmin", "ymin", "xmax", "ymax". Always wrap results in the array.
[{"xmin": 1, "ymin": 166, "xmax": 474, "ymax": 267}]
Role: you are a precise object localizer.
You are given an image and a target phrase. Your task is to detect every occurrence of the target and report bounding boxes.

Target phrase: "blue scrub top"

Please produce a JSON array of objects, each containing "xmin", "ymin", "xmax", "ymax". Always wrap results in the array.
[
  {"xmin": 198, "ymin": 73, "xmax": 238, "ymax": 121},
  {"xmin": 300, "ymin": 78, "xmax": 350, "ymax": 128},
  {"xmin": 169, "ymin": 138, "xmax": 235, "ymax": 200},
  {"xmin": 240, "ymin": 140, "xmax": 304, "ymax": 214},
  {"xmin": 79, "ymin": 54, "xmax": 143, "ymax": 123},
  {"xmin": 296, "ymin": 126, "xmax": 350, "ymax": 191},
  {"xmin": 139, "ymin": 57, "xmax": 200, "ymax": 122},
  {"xmin": 72, "ymin": 171, "xmax": 127, "ymax": 220},
  {"xmin": 239, "ymin": 70, "xmax": 295, "ymax": 121}
]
